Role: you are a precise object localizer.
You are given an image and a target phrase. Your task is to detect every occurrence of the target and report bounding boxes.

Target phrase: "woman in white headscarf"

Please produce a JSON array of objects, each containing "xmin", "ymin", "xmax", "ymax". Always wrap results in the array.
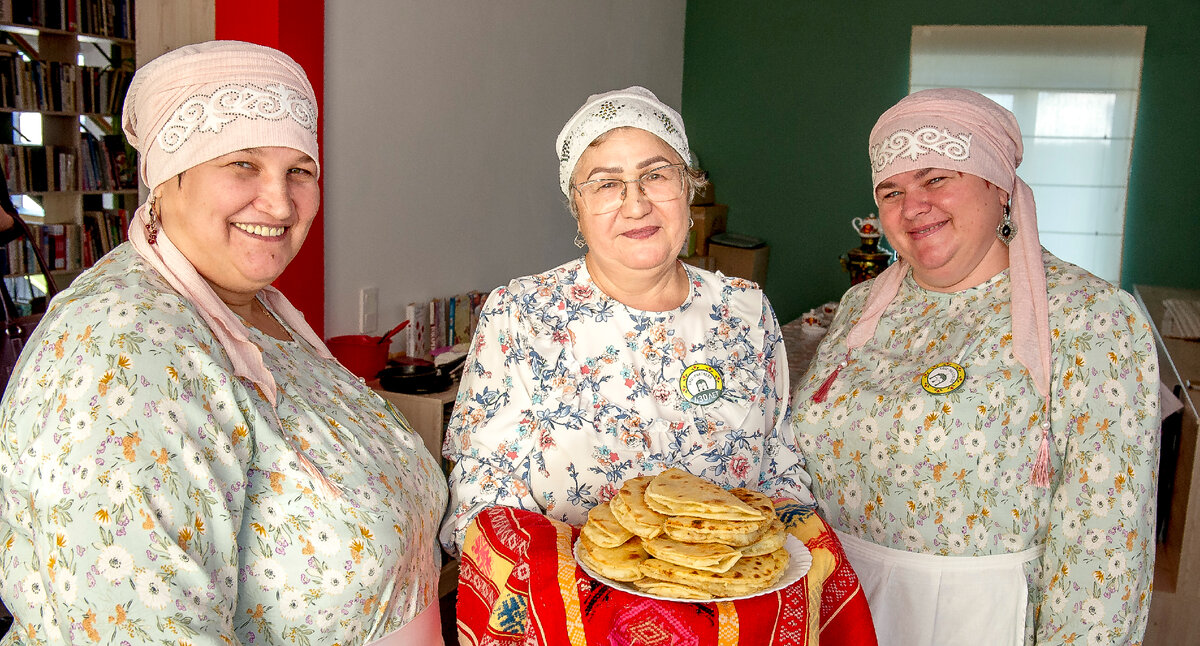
[
  {"xmin": 792, "ymin": 89, "xmax": 1159, "ymax": 645},
  {"xmin": 0, "ymin": 41, "xmax": 447, "ymax": 645},
  {"xmin": 439, "ymin": 87, "xmax": 813, "ymax": 555}
]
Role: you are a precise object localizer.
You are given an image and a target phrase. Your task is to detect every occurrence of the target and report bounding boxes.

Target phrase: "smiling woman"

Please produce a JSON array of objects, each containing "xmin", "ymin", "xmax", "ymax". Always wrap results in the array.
[
  {"xmin": 439, "ymin": 86, "xmax": 815, "ymax": 561},
  {"xmin": 793, "ymin": 88, "xmax": 1159, "ymax": 646},
  {"xmin": 0, "ymin": 41, "xmax": 448, "ymax": 645}
]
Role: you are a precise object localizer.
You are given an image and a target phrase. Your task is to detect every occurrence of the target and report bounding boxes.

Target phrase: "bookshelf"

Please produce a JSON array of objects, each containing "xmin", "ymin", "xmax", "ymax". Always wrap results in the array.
[{"xmin": 0, "ymin": 0, "xmax": 136, "ymax": 292}]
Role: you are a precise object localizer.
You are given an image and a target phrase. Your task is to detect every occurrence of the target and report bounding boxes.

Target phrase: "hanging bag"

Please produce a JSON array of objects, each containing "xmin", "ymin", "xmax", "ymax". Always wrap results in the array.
[{"xmin": 0, "ymin": 209, "xmax": 59, "ymax": 394}]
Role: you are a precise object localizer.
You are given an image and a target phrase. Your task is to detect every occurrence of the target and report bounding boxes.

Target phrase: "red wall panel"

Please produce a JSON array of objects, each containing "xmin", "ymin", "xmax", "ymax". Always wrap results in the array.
[{"xmin": 215, "ymin": 0, "xmax": 327, "ymax": 337}]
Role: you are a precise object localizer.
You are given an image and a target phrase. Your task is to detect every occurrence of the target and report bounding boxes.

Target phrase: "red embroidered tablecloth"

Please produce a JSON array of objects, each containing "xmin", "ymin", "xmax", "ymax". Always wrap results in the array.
[{"xmin": 456, "ymin": 500, "xmax": 876, "ymax": 646}]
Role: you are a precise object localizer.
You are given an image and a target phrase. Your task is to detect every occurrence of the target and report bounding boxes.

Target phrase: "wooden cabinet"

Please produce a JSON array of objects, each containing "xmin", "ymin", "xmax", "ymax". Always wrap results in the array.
[{"xmin": 1136, "ymin": 285, "xmax": 1200, "ymax": 644}]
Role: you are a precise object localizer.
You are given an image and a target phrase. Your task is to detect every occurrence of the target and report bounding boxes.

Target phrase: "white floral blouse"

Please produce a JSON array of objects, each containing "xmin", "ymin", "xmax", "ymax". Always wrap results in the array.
[
  {"xmin": 793, "ymin": 251, "xmax": 1159, "ymax": 645},
  {"xmin": 439, "ymin": 257, "xmax": 813, "ymax": 554},
  {"xmin": 0, "ymin": 245, "xmax": 448, "ymax": 645}
]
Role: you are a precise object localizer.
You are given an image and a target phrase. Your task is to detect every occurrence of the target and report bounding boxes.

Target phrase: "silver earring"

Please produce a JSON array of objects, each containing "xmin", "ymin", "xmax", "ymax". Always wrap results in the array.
[
  {"xmin": 996, "ymin": 204, "xmax": 1016, "ymax": 245},
  {"xmin": 574, "ymin": 232, "xmax": 586, "ymax": 248},
  {"xmin": 688, "ymin": 216, "xmax": 695, "ymax": 228}
]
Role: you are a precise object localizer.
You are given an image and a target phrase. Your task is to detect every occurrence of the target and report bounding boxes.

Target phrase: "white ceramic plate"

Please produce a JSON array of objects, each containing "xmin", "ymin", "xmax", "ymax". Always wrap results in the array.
[{"xmin": 575, "ymin": 534, "xmax": 812, "ymax": 603}]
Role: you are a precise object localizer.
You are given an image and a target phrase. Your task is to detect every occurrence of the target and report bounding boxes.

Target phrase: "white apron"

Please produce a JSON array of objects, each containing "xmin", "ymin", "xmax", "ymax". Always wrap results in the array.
[{"xmin": 836, "ymin": 530, "xmax": 1043, "ymax": 646}]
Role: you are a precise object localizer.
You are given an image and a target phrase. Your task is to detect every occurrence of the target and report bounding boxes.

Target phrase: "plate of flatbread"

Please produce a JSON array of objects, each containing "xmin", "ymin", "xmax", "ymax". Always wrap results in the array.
[
  {"xmin": 575, "ymin": 533, "xmax": 811, "ymax": 602},
  {"xmin": 573, "ymin": 468, "xmax": 813, "ymax": 602}
]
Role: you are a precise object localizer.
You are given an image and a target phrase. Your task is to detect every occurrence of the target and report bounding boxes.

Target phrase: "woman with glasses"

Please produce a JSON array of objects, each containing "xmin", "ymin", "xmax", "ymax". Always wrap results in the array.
[{"xmin": 439, "ymin": 87, "xmax": 813, "ymax": 555}]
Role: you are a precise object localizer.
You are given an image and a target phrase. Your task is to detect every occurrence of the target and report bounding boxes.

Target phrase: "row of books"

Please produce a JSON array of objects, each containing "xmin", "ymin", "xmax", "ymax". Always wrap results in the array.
[
  {"xmin": 1, "ymin": 208, "xmax": 128, "ymax": 275},
  {"xmin": 1, "ymin": 0, "xmax": 134, "ymax": 39},
  {"xmin": 78, "ymin": 0, "xmax": 133, "ymax": 40},
  {"xmin": 0, "ymin": 53, "xmax": 131, "ymax": 114},
  {"xmin": 2, "ymin": 143, "xmax": 74, "ymax": 192},
  {"xmin": 0, "ymin": 54, "xmax": 76, "ymax": 112},
  {"xmin": 404, "ymin": 291, "xmax": 489, "ymax": 360},
  {"xmin": 78, "ymin": 131, "xmax": 134, "ymax": 190},
  {"xmin": 78, "ymin": 65, "xmax": 129, "ymax": 115},
  {"xmin": 2, "ymin": 134, "xmax": 134, "ymax": 193},
  {"xmin": 1, "ymin": 0, "xmax": 72, "ymax": 31}
]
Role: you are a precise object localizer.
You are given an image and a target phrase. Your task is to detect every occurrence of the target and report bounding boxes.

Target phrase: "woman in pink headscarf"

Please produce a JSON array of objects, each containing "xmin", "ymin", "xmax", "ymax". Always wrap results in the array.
[
  {"xmin": 0, "ymin": 42, "xmax": 446, "ymax": 644},
  {"xmin": 792, "ymin": 89, "xmax": 1159, "ymax": 645}
]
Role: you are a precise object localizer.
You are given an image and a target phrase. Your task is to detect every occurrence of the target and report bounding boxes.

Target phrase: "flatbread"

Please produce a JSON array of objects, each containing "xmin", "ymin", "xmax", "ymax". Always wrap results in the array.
[
  {"xmin": 643, "ymin": 536, "xmax": 743, "ymax": 573},
  {"xmin": 581, "ymin": 502, "xmax": 635, "ymax": 548},
  {"xmin": 577, "ymin": 535, "xmax": 649, "ymax": 582},
  {"xmin": 610, "ymin": 479, "xmax": 665, "ymax": 539},
  {"xmin": 638, "ymin": 547, "xmax": 788, "ymax": 597},
  {"xmin": 661, "ymin": 514, "xmax": 768, "ymax": 546},
  {"xmin": 630, "ymin": 578, "xmax": 714, "ymax": 600},
  {"xmin": 644, "ymin": 469, "xmax": 765, "ymax": 521},
  {"xmin": 738, "ymin": 519, "xmax": 786, "ymax": 557},
  {"xmin": 617, "ymin": 475, "xmax": 667, "ymax": 526},
  {"xmin": 729, "ymin": 488, "xmax": 777, "ymax": 519}
]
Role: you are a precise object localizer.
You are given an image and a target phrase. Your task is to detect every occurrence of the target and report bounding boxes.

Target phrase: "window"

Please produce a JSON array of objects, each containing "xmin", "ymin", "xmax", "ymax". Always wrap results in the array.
[{"xmin": 910, "ymin": 26, "xmax": 1145, "ymax": 283}]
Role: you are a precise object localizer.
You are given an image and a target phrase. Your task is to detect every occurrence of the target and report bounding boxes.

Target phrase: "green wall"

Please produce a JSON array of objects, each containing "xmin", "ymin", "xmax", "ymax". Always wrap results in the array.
[{"xmin": 682, "ymin": 0, "xmax": 1200, "ymax": 323}]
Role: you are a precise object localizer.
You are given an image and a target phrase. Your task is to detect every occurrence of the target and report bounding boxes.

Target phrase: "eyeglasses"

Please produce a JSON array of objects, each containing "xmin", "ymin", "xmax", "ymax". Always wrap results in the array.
[{"xmin": 572, "ymin": 163, "xmax": 686, "ymax": 214}]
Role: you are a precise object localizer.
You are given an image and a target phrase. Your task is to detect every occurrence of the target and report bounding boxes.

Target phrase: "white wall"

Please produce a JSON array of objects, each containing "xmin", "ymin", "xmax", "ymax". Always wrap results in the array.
[{"xmin": 323, "ymin": 1, "xmax": 687, "ymax": 340}]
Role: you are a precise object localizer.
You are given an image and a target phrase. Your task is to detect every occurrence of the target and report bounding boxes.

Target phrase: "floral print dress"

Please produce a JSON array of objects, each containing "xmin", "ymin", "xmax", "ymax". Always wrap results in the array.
[
  {"xmin": 793, "ymin": 251, "xmax": 1158, "ymax": 645},
  {"xmin": 439, "ymin": 257, "xmax": 812, "ymax": 554},
  {"xmin": 0, "ymin": 245, "xmax": 448, "ymax": 645}
]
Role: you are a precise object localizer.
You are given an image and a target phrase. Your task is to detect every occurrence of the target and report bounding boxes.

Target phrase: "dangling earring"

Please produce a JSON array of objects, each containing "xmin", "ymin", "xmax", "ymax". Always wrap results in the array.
[
  {"xmin": 146, "ymin": 198, "xmax": 160, "ymax": 244},
  {"xmin": 688, "ymin": 216, "xmax": 695, "ymax": 228},
  {"xmin": 996, "ymin": 204, "xmax": 1017, "ymax": 246},
  {"xmin": 574, "ymin": 231, "xmax": 586, "ymax": 249}
]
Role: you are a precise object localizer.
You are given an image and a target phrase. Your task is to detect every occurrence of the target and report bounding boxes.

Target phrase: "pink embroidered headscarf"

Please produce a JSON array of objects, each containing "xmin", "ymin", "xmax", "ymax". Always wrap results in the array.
[
  {"xmin": 121, "ymin": 40, "xmax": 332, "ymax": 407},
  {"xmin": 825, "ymin": 88, "xmax": 1053, "ymax": 484}
]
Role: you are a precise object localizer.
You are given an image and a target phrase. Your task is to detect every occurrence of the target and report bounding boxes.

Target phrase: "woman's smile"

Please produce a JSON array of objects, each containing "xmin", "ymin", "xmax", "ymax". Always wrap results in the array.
[
  {"xmin": 908, "ymin": 220, "xmax": 948, "ymax": 240},
  {"xmin": 622, "ymin": 225, "xmax": 660, "ymax": 239},
  {"xmin": 232, "ymin": 222, "xmax": 290, "ymax": 239}
]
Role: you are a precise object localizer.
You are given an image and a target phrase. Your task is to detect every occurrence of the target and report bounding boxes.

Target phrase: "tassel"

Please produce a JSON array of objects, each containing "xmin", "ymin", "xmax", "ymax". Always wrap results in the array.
[
  {"xmin": 812, "ymin": 358, "xmax": 849, "ymax": 403},
  {"xmin": 1031, "ymin": 422, "xmax": 1051, "ymax": 488}
]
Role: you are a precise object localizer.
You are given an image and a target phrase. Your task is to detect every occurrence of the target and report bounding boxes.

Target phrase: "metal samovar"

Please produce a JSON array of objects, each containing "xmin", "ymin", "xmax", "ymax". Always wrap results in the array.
[{"xmin": 840, "ymin": 215, "xmax": 893, "ymax": 285}]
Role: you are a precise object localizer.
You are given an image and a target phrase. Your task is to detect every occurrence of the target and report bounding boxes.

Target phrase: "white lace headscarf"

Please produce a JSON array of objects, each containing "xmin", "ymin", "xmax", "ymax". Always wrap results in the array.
[{"xmin": 555, "ymin": 86, "xmax": 689, "ymax": 195}]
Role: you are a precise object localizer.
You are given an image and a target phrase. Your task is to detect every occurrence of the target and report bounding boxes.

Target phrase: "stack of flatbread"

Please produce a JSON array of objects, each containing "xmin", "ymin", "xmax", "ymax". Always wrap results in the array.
[{"xmin": 577, "ymin": 468, "xmax": 790, "ymax": 600}]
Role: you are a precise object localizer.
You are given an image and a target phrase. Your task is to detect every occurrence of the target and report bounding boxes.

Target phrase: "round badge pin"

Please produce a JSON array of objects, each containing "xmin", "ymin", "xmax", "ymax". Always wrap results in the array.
[
  {"xmin": 680, "ymin": 363, "xmax": 724, "ymax": 405},
  {"xmin": 921, "ymin": 362, "xmax": 965, "ymax": 395}
]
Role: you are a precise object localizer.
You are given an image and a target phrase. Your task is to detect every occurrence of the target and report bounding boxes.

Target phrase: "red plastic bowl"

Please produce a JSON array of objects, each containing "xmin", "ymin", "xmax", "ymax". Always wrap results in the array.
[{"xmin": 327, "ymin": 334, "xmax": 389, "ymax": 379}]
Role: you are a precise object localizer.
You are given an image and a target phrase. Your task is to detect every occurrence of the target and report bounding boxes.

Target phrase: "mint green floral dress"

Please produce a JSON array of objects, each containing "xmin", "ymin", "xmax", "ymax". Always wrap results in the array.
[
  {"xmin": 0, "ymin": 245, "xmax": 448, "ymax": 645},
  {"xmin": 793, "ymin": 251, "xmax": 1158, "ymax": 645}
]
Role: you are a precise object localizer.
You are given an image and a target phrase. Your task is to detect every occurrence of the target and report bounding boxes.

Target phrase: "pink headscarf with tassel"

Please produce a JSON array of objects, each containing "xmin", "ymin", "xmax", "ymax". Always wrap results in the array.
[
  {"xmin": 819, "ymin": 88, "xmax": 1054, "ymax": 486},
  {"xmin": 122, "ymin": 41, "xmax": 338, "ymax": 492}
]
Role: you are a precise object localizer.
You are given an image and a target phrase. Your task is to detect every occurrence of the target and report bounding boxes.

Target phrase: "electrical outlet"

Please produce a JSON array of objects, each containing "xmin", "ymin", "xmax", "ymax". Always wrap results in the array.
[{"xmin": 360, "ymin": 287, "xmax": 378, "ymax": 333}]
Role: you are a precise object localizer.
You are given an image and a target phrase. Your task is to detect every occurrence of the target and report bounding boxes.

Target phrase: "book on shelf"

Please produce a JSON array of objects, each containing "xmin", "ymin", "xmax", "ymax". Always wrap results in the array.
[
  {"xmin": 0, "ymin": 55, "xmax": 78, "ymax": 112},
  {"xmin": 452, "ymin": 293, "xmax": 470, "ymax": 345},
  {"xmin": 77, "ymin": 131, "xmax": 134, "ymax": 191},
  {"xmin": 79, "ymin": 66, "xmax": 131, "ymax": 115},
  {"xmin": 2, "ymin": 143, "xmax": 76, "ymax": 192},
  {"xmin": 429, "ymin": 297, "xmax": 447, "ymax": 354},
  {"xmin": 78, "ymin": 0, "xmax": 133, "ymax": 39},
  {"xmin": 6, "ymin": 0, "xmax": 74, "ymax": 32},
  {"xmin": 0, "ymin": 208, "xmax": 129, "ymax": 275},
  {"xmin": 405, "ymin": 301, "xmax": 431, "ymax": 361}
]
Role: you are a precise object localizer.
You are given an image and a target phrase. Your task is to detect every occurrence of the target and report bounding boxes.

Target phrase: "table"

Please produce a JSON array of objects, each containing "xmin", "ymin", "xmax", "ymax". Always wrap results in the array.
[
  {"xmin": 780, "ymin": 316, "xmax": 829, "ymax": 391},
  {"xmin": 455, "ymin": 502, "xmax": 876, "ymax": 645}
]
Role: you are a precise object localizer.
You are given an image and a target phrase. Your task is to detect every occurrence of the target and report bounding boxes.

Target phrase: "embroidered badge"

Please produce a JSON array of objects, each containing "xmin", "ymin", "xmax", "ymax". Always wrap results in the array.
[
  {"xmin": 870, "ymin": 127, "xmax": 972, "ymax": 173},
  {"xmin": 921, "ymin": 362, "xmax": 966, "ymax": 395},
  {"xmin": 680, "ymin": 363, "xmax": 724, "ymax": 405}
]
